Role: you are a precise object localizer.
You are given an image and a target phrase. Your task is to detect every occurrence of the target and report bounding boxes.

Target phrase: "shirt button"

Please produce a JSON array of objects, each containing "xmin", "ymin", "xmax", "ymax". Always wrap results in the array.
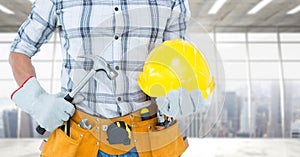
[
  {"xmin": 114, "ymin": 7, "xmax": 119, "ymax": 11},
  {"xmin": 115, "ymin": 66, "xmax": 120, "ymax": 70},
  {"xmin": 117, "ymin": 97, "xmax": 122, "ymax": 101},
  {"xmin": 114, "ymin": 35, "xmax": 119, "ymax": 40}
]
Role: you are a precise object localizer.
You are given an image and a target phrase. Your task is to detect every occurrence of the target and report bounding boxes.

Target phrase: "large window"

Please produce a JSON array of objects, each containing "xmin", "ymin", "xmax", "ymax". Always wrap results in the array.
[
  {"xmin": 0, "ymin": 28, "xmax": 300, "ymax": 138},
  {"xmin": 213, "ymin": 29, "xmax": 300, "ymax": 138}
]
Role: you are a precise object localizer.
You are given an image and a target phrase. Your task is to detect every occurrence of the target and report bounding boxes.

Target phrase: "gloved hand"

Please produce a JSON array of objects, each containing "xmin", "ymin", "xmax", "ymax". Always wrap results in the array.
[
  {"xmin": 11, "ymin": 76, "xmax": 75, "ymax": 132},
  {"xmin": 156, "ymin": 88, "xmax": 204, "ymax": 118}
]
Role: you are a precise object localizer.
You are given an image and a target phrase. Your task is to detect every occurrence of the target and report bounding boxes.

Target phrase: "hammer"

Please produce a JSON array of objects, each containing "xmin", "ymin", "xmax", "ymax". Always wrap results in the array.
[{"xmin": 36, "ymin": 55, "xmax": 118, "ymax": 135}]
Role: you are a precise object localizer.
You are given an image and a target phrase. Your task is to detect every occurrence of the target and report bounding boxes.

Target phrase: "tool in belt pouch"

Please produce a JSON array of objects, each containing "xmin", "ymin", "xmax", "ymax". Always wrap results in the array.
[{"xmin": 107, "ymin": 121, "xmax": 131, "ymax": 145}]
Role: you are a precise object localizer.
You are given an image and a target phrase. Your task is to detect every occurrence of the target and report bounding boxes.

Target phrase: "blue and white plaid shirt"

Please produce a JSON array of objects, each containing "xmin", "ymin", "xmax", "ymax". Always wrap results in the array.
[{"xmin": 11, "ymin": 0, "xmax": 190, "ymax": 118}]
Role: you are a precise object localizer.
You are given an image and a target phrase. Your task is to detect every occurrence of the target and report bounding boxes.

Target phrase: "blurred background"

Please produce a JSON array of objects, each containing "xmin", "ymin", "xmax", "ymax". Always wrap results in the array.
[{"xmin": 0, "ymin": 0, "xmax": 300, "ymax": 141}]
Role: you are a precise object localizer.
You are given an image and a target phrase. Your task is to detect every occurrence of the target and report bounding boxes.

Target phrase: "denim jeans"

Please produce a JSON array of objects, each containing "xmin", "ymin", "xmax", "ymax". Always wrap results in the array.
[{"xmin": 97, "ymin": 148, "xmax": 139, "ymax": 157}]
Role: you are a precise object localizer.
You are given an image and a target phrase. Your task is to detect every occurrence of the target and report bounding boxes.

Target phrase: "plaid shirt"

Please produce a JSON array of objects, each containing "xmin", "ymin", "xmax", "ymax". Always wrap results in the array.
[{"xmin": 11, "ymin": 0, "xmax": 190, "ymax": 118}]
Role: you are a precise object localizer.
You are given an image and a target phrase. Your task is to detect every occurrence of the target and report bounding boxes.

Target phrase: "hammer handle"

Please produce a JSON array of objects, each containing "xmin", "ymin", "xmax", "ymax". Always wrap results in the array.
[
  {"xmin": 35, "ymin": 70, "xmax": 96, "ymax": 135},
  {"xmin": 35, "ymin": 94, "xmax": 74, "ymax": 135}
]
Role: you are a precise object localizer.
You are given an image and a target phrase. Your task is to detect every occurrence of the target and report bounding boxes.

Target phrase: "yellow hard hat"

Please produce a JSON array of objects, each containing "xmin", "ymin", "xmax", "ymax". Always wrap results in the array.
[{"xmin": 138, "ymin": 38, "xmax": 215, "ymax": 98}]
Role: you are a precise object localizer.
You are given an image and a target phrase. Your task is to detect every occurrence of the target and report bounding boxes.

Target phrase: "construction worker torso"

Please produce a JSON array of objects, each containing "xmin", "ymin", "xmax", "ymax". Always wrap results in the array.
[
  {"xmin": 57, "ymin": 0, "xmax": 191, "ymax": 118},
  {"xmin": 11, "ymin": 0, "xmax": 190, "ymax": 156}
]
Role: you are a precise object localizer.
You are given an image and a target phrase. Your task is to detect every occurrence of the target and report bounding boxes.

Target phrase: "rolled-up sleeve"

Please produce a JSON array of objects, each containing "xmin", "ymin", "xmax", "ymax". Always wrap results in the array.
[
  {"xmin": 163, "ymin": 0, "xmax": 191, "ymax": 41},
  {"xmin": 10, "ymin": 0, "xmax": 57, "ymax": 58}
]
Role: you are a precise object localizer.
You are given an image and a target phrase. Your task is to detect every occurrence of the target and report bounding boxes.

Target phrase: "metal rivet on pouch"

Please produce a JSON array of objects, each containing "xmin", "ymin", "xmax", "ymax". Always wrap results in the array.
[
  {"xmin": 96, "ymin": 142, "xmax": 99, "ymax": 145},
  {"xmin": 80, "ymin": 134, "xmax": 83, "ymax": 138},
  {"xmin": 96, "ymin": 127, "xmax": 100, "ymax": 130},
  {"xmin": 134, "ymin": 139, "xmax": 137, "ymax": 143},
  {"xmin": 102, "ymin": 125, "xmax": 108, "ymax": 131}
]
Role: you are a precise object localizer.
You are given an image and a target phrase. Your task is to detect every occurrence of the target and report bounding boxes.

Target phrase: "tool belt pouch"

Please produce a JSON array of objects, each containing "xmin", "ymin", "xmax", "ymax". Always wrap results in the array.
[
  {"xmin": 40, "ymin": 120, "xmax": 88, "ymax": 157},
  {"xmin": 40, "ymin": 110, "xmax": 187, "ymax": 157},
  {"xmin": 133, "ymin": 119, "xmax": 186, "ymax": 157}
]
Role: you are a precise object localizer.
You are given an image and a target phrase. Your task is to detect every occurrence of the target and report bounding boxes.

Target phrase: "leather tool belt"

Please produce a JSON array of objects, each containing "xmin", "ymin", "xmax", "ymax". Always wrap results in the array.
[{"xmin": 40, "ymin": 105, "xmax": 187, "ymax": 157}]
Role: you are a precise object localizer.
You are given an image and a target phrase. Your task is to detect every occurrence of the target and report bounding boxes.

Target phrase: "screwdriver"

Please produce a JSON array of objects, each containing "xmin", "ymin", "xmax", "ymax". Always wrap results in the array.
[{"xmin": 140, "ymin": 108, "xmax": 151, "ymax": 121}]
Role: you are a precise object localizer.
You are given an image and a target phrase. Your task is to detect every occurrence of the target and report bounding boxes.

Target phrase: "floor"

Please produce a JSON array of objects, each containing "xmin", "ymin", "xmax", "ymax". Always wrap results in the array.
[
  {"xmin": 182, "ymin": 138, "xmax": 300, "ymax": 157},
  {"xmin": 0, "ymin": 138, "xmax": 299, "ymax": 157}
]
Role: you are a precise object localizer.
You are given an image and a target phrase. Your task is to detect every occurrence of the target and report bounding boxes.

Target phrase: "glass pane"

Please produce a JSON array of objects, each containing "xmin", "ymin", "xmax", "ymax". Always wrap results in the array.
[
  {"xmin": 281, "ymin": 44, "xmax": 300, "ymax": 60},
  {"xmin": 216, "ymin": 33, "xmax": 245, "ymax": 42},
  {"xmin": 284, "ymin": 81, "xmax": 300, "ymax": 138},
  {"xmin": 0, "ymin": 97, "xmax": 17, "ymax": 138},
  {"xmin": 0, "ymin": 62, "xmax": 14, "ymax": 79},
  {"xmin": 0, "ymin": 33, "xmax": 17, "ymax": 41},
  {"xmin": 55, "ymin": 44, "xmax": 63, "ymax": 61},
  {"xmin": 51, "ymin": 80, "xmax": 62, "ymax": 94},
  {"xmin": 0, "ymin": 81, "xmax": 18, "ymax": 98},
  {"xmin": 280, "ymin": 33, "xmax": 300, "ymax": 42},
  {"xmin": 53, "ymin": 61, "xmax": 62, "ymax": 79},
  {"xmin": 283, "ymin": 62, "xmax": 300, "ymax": 79},
  {"xmin": 248, "ymin": 44, "xmax": 279, "ymax": 60},
  {"xmin": 223, "ymin": 62, "xmax": 248, "ymax": 79},
  {"xmin": 248, "ymin": 33, "xmax": 277, "ymax": 42},
  {"xmin": 217, "ymin": 44, "xmax": 247, "ymax": 60},
  {"xmin": 251, "ymin": 80, "xmax": 281, "ymax": 137},
  {"xmin": 221, "ymin": 81, "xmax": 249, "ymax": 137},
  {"xmin": 48, "ymin": 34, "xmax": 55, "ymax": 42},
  {"xmin": 32, "ymin": 44, "xmax": 54, "ymax": 61},
  {"xmin": 0, "ymin": 44, "xmax": 11, "ymax": 60},
  {"xmin": 46, "ymin": 32, "xmax": 60, "ymax": 42},
  {"xmin": 250, "ymin": 62, "xmax": 280, "ymax": 79},
  {"xmin": 32, "ymin": 62, "xmax": 52, "ymax": 79},
  {"xmin": 208, "ymin": 33, "xmax": 214, "ymax": 40}
]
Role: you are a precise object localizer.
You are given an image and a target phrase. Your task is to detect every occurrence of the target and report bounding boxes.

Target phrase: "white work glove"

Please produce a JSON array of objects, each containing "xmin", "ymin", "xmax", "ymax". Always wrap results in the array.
[
  {"xmin": 156, "ymin": 88, "xmax": 204, "ymax": 118},
  {"xmin": 11, "ymin": 77, "xmax": 76, "ymax": 132}
]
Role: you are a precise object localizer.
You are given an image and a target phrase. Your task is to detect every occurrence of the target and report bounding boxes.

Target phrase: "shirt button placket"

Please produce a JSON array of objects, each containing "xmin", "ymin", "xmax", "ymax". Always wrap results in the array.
[
  {"xmin": 114, "ymin": 5, "xmax": 120, "ymax": 41},
  {"xmin": 117, "ymin": 97, "xmax": 122, "ymax": 101},
  {"xmin": 114, "ymin": 35, "xmax": 119, "ymax": 40},
  {"xmin": 113, "ymin": 3, "xmax": 123, "ymax": 97}
]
